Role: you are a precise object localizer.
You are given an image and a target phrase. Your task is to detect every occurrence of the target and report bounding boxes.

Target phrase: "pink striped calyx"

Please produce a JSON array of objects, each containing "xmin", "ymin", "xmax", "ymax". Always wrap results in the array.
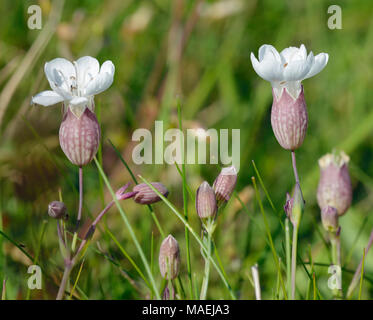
[
  {"xmin": 270, "ymin": 86, "xmax": 308, "ymax": 151},
  {"xmin": 59, "ymin": 106, "xmax": 100, "ymax": 166}
]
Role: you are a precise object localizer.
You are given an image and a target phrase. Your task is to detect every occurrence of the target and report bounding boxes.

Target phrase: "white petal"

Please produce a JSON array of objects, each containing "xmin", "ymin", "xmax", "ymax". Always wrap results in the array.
[
  {"xmin": 258, "ymin": 45, "xmax": 282, "ymax": 63},
  {"xmin": 85, "ymin": 60, "xmax": 115, "ymax": 96},
  {"xmin": 70, "ymin": 96, "xmax": 88, "ymax": 105},
  {"xmin": 75, "ymin": 56, "xmax": 100, "ymax": 90},
  {"xmin": 284, "ymin": 81, "xmax": 302, "ymax": 99},
  {"xmin": 304, "ymin": 53, "xmax": 329, "ymax": 79},
  {"xmin": 251, "ymin": 52, "xmax": 283, "ymax": 82},
  {"xmin": 44, "ymin": 58, "xmax": 75, "ymax": 99},
  {"xmin": 31, "ymin": 90, "xmax": 64, "ymax": 106},
  {"xmin": 281, "ymin": 47, "xmax": 299, "ymax": 62},
  {"xmin": 283, "ymin": 51, "xmax": 314, "ymax": 81}
]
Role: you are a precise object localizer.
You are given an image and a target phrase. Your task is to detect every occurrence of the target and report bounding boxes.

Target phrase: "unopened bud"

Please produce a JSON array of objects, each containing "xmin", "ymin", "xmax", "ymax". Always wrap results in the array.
[
  {"xmin": 48, "ymin": 201, "xmax": 68, "ymax": 219},
  {"xmin": 213, "ymin": 166, "xmax": 237, "ymax": 207},
  {"xmin": 321, "ymin": 206, "xmax": 339, "ymax": 233},
  {"xmin": 133, "ymin": 182, "xmax": 169, "ymax": 205},
  {"xmin": 159, "ymin": 235, "xmax": 180, "ymax": 280},
  {"xmin": 271, "ymin": 86, "xmax": 308, "ymax": 151},
  {"xmin": 196, "ymin": 181, "xmax": 217, "ymax": 219},
  {"xmin": 285, "ymin": 183, "xmax": 304, "ymax": 226},
  {"xmin": 317, "ymin": 151, "xmax": 352, "ymax": 216}
]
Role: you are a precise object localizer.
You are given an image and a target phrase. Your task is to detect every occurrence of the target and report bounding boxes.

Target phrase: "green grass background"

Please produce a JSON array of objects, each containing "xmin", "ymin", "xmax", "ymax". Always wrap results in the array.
[{"xmin": 0, "ymin": 0, "xmax": 373, "ymax": 299}]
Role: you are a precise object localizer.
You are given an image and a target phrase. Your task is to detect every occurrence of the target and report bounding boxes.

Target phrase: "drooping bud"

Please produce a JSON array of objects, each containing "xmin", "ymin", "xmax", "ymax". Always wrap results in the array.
[
  {"xmin": 59, "ymin": 106, "xmax": 100, "ymax": 166},
  {"xmin": 213, "ymin": 166, "xmax": 237, "ymax": 207},
  {"xmin": 196, "ymin": 181, "xmax": 217, "ymax": 219},
  {"xmin": 48, "ymin": 201, "xmax": 68, "ymax": 219},
  {"xmin": 317, "ymin": 151, "xmax": 352, "ymax": 216},
  {"xmin": 159, "ymin": 235, "xmax": 180, "ymax": 280},
  {"xmin": 270, "ymin": 86, "xmax": 308, "ymax": 151},
  {"xmin": 321, "ymin": 206, "xmax": 339, "ymax": 233},
  {"xmin": 133, "ymin": 182, "xmax": 169, "ymax": 205}
]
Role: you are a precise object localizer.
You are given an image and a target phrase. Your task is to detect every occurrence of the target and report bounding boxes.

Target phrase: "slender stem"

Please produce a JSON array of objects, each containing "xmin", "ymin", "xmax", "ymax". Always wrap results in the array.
[
  {"xmin": 290, "ymin": 150, "xmax": 302, "ymax": 300},
  {"xmin": 57, "ymin": 220, "xmax": 64, "ymax": 243},
  {"xmin": 177, "ymin": 101, "xmax": 193, "ymax": 299},
  {"xmin": 291, "ymin": 223, "xmax": 298, "ymax": 300},
  {"xmin": 330, "ymin": 233, "xmax": 342, "ymax": 298},
  {"xmin": 95, "ymin": 158, "xmax": 161, "ymax": 299},
  {"xmin": 358, "ymin": 248, "xmax": 366, "ymax": 300},
  {"xmin": 72, "ymin": 167, "xmax": 84, "ymax": 252},
  {"xmin": 140, "ymin": 175, "xmax": 236, "ymax": 299},
  {"xmin": 56, "ymin": 260, "xmax": 73, "ymax": 300},
  {"xmin": 200, "ymin": 231, "xmax": 212, "ymax": 300},
  {"xmin": 291, "ymin": 151, "xmax": 300, "ymax": 184},
  {"xmin": 77, "ymin": 166, "xmax": 83, "ymax": 222},
  {"xmin": 285, "ymin": 218, "xmax": 291, "ymax": 298},
  {"xmin": 347, "ymin": 228, "xmax": 373, "ymax": 298}
]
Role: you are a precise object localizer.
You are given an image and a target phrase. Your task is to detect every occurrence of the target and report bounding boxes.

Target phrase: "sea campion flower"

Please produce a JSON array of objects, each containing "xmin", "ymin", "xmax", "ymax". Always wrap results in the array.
[
  {"xmin": 133, "ymin": 182, "xmax": 169, "ymax": 205},
  {"xmin": 251, "ymin": 44, "xmax": 328, "ymax": 150},
  {"xmin": 196, "ymin": 181, "xmax": 217, "ymax": 219},
  {"xmin": 213, "ymin": 166, "xmax": 237, "ymax": 208},
  {"xmin": 159, "ymin": 235, "xmax": 180, "ymax": 280},
  {"xmin": 31, "ymin": 56, "xmax": 115, "ymax": 166},
  {"xmin": 317, "ymin": 151, "xmax": 352, "ymax": 216}
]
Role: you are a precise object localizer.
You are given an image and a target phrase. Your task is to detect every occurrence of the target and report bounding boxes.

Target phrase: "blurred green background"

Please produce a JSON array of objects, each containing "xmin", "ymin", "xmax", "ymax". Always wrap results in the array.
[{"xmin": 0, "ymin": 0, "xmax": 373, "ymax": 299}]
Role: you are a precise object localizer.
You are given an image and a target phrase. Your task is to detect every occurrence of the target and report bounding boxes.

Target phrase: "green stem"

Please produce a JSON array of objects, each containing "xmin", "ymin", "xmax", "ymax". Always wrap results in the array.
[
  {"xmin": 291, "ymin": 223, "xmax": 298, "ymax": 300},
  {"xmin": 177, "ymin": 101, "xmax": 193, "ymax": 299},
  {"xmin": 94, "ymin": 158, "xmax": 160, "ymax": 299},
  {"xmin": 330, "ymin": 233, "xmax": 342, "ymax": 298},
  {"xmin": 200, "ymin": 231, "xmax": 212, "ymax": 300},
  {"xmin": 56, "ymin": 260, "xmax": 73, "ymax": 300},
  {"xmin": 139, "ymin": 175, "xmax": 237, "ymax": 299},
  {"xmin": 285, "ymin": 218, "xmax": 291, "ymax": 299},
  {"xmin": 72, "ymin": 167, "xmax": 83, "ymax": 252}
]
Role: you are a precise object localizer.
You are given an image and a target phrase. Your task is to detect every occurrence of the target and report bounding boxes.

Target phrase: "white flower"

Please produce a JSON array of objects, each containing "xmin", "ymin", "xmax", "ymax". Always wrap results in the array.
[
  {"xmin": 31, "ymin": 56, "xmax": 115, "ymax": 117},
  {"xmin": 250, "ymin": 44, "xmax": 328, "ymax": 99}
]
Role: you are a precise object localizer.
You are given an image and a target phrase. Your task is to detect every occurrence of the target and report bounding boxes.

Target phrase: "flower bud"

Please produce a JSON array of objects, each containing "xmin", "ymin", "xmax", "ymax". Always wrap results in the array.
[
  {"xmin": 59, "ymin": 106, "xmax": 100, "ymax": 166},
  {"xmin": 159, "ymin": 235, "xmax": 180, "ymax": 280},
  {"xmin": 213, "ymin": 166, "xmax": 237, "ymax": 207},
  {"xmin": 48, "ymin": 201, "xmax": 68, "ymax": 219},
  {"xmin": 317, "ymin": 151, "xmax": 352, "ymax": 216},
  {"xmin": 271, "ymin": 86, "xmax": 308, "ymax": 151},
  {"xmin": 321, "ymin": 206, "xmax": 339, "ymax": 233},
  {"xmin": 196, "ymin": 181, "xmax": 217, "ymax": 219},
  {"xmin": 133, "ymin": 182, "xmax": 169, "ymax": 205},
  {"xmin": 284, "ymin": 183, "xmax": 304, "ymax": 226}
]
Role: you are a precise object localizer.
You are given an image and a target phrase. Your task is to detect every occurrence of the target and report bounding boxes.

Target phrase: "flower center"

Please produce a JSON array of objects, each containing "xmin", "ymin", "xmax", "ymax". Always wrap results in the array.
[{"xmin": 73, "ymin": 61, "xmax": 81, "ymax": 96}]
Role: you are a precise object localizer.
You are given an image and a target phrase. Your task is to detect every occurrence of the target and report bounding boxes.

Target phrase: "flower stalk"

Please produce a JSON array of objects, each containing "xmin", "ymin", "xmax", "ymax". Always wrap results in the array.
[{"xmin": 200, "ymin": 218, "xmax": 214, "ymax": 300}]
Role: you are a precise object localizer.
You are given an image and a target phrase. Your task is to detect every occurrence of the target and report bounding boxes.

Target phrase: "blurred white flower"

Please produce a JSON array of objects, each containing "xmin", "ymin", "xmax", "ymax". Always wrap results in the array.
[
  {"xmin": 31, "ymin": 56, "xmax": 115, "ymax": 118},
  {"xmin": 200, "ymin": 0, "xmax": 243, "ymax": 20},
  {"xmin": 250, "ymin": 44, "xmax": 328, "ymax": 99}
]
